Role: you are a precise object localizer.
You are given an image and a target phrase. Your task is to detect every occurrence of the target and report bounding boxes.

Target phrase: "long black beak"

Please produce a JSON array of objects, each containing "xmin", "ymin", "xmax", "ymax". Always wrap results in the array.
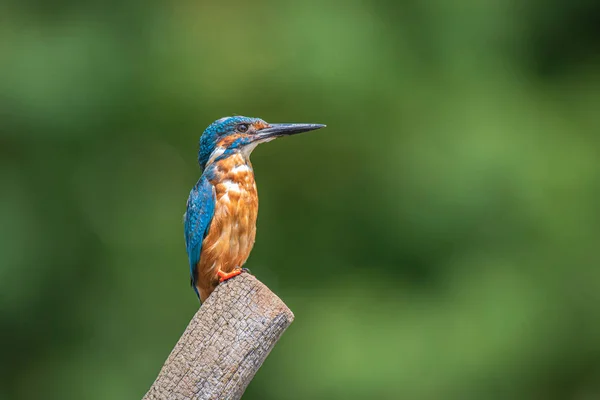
[{"xmin": 255, "ymin": 123, "xmax": 326, "ymax": 141}]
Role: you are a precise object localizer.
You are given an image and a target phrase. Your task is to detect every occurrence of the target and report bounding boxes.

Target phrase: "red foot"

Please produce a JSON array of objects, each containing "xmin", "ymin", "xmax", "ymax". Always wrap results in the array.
[{"xmin": 217, "ymin": 269, "xmax": 243, "ymax": 283}]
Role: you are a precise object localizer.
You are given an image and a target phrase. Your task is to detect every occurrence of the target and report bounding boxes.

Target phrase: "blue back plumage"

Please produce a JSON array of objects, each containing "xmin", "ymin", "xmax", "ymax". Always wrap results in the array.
[{"xmin": 184, "ymin": 174, "xmax": 216, "ymax": 297}]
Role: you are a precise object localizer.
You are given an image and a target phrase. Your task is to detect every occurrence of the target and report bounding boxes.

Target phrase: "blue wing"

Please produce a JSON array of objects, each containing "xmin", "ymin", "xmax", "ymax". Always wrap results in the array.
[{"xmin": 184, "ymin": 175, "xmax": 216, "ymax": 298}]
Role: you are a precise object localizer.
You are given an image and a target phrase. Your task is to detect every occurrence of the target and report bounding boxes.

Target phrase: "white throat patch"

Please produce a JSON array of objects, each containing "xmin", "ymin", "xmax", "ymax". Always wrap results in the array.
[
  {"xmin": 240, "ymin": 142, "xmax": 260, "ymax": 158},
  {"xmin": 207, "ymin": 146, "xmax": 226, "ymax": 165},
  {"xmin": 240, "ymin": 137, "xmax": 275, "ymax": 158}
]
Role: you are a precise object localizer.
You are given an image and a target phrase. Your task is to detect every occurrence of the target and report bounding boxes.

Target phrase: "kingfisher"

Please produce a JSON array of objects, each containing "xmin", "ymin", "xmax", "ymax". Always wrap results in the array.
[{"xmin": 184, "ymin": 116, "xmax": 325, "ymax": 302}]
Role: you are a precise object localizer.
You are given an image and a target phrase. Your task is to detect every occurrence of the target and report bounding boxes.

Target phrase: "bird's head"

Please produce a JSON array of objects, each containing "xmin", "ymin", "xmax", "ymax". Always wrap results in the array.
[{"xmin": 198, "ymin": 116, "xmax": 325, "ymax": 169}]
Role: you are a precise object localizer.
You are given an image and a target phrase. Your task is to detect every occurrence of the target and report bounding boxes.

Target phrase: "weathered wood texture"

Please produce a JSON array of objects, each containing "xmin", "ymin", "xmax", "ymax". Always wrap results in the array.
[{"xmin": 143, "ymin": 273, "xmax": 294, "ymax": 400}]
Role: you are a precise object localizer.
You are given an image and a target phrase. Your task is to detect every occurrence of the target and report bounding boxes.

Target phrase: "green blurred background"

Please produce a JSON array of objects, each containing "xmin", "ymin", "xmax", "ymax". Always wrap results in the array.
[{"xmin": 1, "ymin": 0, "xmax": 600, "ymax": 399}]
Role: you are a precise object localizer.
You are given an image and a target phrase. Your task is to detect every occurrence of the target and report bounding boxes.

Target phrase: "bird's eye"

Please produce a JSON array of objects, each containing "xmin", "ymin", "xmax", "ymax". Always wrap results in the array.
[{"xmin": 237, "ymin": 124, "xmax": 249, "ymax": 133}]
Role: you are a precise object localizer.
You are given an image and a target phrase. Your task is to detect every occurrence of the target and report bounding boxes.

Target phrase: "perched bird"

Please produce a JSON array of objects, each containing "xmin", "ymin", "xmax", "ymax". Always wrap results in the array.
[{"xmin": 184, "ymin": 116, "xmax": 325, "ymax": 302}]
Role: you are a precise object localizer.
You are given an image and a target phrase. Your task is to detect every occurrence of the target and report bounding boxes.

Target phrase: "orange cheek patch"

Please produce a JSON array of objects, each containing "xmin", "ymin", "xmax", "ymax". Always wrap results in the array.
[
  {"xmin": 217, "ymin": 134, "xmax": 241, "ymax": 148},
  {"xmin": 252, "ymin": 121, "xmax": 269, "ymax": 131}
]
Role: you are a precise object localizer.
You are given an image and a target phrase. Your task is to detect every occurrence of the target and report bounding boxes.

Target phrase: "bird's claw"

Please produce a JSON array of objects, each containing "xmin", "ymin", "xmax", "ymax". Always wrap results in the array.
[
  {"xmin": 217, "ymin": 269, "xmax": 242, "ymax": 282},
  {"xmin": 217, "ymin": 267, "xmax": 252, "ymax": 282},
  {"xmin": 217, "ymin": 267, "xmax": 253, "ymax": 282}
]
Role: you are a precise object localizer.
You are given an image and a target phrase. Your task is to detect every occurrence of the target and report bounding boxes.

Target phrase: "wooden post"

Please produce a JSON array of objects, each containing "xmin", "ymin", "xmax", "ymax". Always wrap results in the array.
[{"xmin": 143, "ymin": 273, "xmax": 294, "ymax": 400}]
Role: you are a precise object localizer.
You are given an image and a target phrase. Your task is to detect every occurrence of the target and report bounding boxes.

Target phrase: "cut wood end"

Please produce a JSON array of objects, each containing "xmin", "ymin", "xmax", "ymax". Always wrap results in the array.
[
  {"xmin": 143, "ymin": 271, "xmax": 294, "ymax": 400},
  {"xmin": 205, "ymin": 271, "xmax": 294, "ymax": 319}
]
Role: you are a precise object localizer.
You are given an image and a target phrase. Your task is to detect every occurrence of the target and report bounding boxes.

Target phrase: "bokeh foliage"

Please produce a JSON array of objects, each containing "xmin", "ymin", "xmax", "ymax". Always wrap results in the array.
[{"xmin": 1, "ymin": 0, "xmax": 600, "ymax": 399}]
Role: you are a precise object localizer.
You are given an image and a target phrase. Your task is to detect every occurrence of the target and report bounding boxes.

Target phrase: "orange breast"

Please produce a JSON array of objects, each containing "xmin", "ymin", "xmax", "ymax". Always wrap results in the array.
[{"xmin": 195, "ymin": 154, "xmax": 258, "ymax": 301}]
